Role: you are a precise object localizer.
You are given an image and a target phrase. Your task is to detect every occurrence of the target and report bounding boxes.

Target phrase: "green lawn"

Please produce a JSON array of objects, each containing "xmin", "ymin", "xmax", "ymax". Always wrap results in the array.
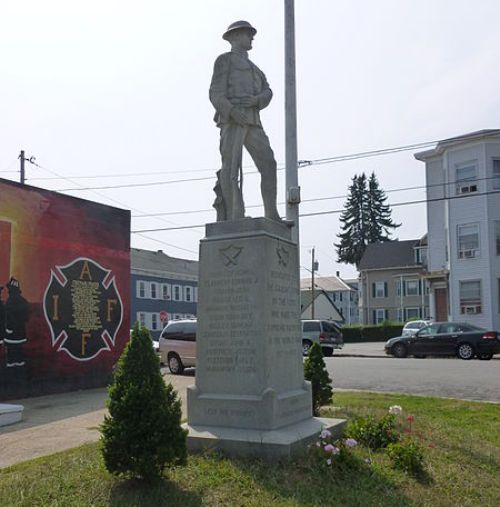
[{"xmin": 1, "ymin": 391, "xmax": 498, "ymax": 507}]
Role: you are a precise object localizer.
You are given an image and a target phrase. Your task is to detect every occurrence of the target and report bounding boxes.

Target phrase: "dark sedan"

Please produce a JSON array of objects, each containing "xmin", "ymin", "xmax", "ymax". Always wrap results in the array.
[{"xmin": 384, "ymin": 322, "xmax": 500, "ymax": 360}]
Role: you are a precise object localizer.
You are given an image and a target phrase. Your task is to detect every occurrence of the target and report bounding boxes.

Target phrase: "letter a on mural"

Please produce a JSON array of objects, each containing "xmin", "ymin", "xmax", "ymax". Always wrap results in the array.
[{"xmin": 43, "ymin": 257, "xmax": 123, "ymax": 361}]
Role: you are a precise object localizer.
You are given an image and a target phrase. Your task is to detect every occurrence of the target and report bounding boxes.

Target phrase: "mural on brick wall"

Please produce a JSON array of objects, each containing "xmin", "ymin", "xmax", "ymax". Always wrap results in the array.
[{"xmin": 0, "ymin": 178, "xmax": 130, "ymax": 400}]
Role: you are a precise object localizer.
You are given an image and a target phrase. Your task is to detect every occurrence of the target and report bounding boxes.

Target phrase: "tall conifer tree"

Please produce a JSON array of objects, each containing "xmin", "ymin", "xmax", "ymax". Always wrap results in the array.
[
  {"xmin": 366, "ymin": 172, "xmax": 400, "ymax": 243},
  {"xmin": 335, "ymin": 172, "xmax": 399, "ymax": 267},
  {"xmin": 335, "ymin": 173, "xmax": 368, "ymax": 267}
]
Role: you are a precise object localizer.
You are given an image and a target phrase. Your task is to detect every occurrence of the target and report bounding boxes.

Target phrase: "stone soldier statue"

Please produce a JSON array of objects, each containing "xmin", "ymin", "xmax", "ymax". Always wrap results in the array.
[{"xmin": 210, "ymin": 20, "xmax": 281, "ymax": 222}]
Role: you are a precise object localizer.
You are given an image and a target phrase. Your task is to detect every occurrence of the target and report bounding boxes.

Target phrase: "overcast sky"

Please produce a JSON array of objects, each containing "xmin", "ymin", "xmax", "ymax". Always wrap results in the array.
[{"xmin": 2, "ymin": 0, "xmax": 500, "ymax": 281}]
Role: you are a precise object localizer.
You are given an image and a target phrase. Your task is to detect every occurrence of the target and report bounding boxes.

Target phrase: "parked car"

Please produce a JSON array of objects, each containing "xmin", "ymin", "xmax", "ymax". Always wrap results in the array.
[
  {"xmin": 159, "ymin": 319, "xmax": 197, "ymax": 374},
  {"xmin": 384, "ymin": 322, "xmax": 500, "ymax": 360},
  {"xmin": 301, "ymin": 319, "xmax": 344, "ymax": 357},
  {"xmin": 402, "ymin": 320, "xmax": 432, "ymax": 337}
]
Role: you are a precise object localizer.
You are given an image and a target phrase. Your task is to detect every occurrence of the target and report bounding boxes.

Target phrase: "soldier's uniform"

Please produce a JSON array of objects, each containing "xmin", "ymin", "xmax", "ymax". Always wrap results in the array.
[{"xmin": 209, "ymin": 24, "xmax": 280, "ymax": 222}]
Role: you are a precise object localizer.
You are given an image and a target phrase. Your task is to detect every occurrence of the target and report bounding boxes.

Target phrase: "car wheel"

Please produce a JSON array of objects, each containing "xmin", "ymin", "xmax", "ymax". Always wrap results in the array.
[
  {"xmin": 457, "ymin": 343, "xmax": 474, "ymax": 360},
  {"xmin": 478, "ymin": 352, "xmax": 493, "ymax": 360},
  {"xmin": 392, "ymin": 343, "xmax": 407, "ymax": 358},
  {"xmin": 302, "ymin": 340, "xmax": 313, "ymax": 356},
  {"xmin": 322, "ymin": 347, "xmax": 333, "ymax": 357},
  {"xmin": 168, "ymin": 353, "xmax": 184, "ymax": 374}
]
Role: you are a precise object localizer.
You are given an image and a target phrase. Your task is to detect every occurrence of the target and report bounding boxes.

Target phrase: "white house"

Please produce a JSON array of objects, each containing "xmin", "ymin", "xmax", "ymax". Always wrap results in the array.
[{"xmin": 415, "ymin": 129, "xmax": 500, "ymax": 330}]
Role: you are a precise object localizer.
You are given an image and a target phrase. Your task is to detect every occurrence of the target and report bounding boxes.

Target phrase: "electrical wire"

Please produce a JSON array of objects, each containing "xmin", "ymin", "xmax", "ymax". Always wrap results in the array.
[{"xmin": 130, "ymin": 189, "xmax": 500, "ymax": 234}]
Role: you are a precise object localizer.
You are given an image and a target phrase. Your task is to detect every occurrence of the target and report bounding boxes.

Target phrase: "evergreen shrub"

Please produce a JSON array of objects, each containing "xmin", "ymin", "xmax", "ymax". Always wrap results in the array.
[
  {"xmin": 100, "ymin": 322, "xmax": 187, "ymax": 481},
  {"xmin": 304, "ymin": 342, "xmax": 333, "ymax": 416}
]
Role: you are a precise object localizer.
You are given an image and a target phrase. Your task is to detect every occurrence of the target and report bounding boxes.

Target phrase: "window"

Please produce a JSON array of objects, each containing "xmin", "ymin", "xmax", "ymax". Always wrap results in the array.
[
  {"xmin": 184, "ymin": 286, "xmax": 192, "ymax": 302},
  {"xmin": 405, "ymin": 280, "xmax": 419, "ymax": 296},
  {"xmin": 161, "ymin": 283, "xmax": 171, "ymax": 300},
  {"xmin": 493, "ymin": 159, "xmax": 500, "ymax": 189},
  {"xmin": 404, "ymin": 307, "xmax": 420, "ymax": 320},
  {"xmin": 374, "ymin": 308, "xmax": 387, "ymax": 324},
  {"xmin": 395, "ymin": 280, "xmax": 402, "ymax": 297},
  {"xmin": 459, "ymin": 280, "xmax": 482, "ymax": 314},
  {"xmin": 339, "ymin": 292, "xmax": 343, "ymax": 302},
  {"xmin": 495, "ymin": 222, "xmax": 500, "ymax": 256},
  {"xmin": 137, "ymin": 312, "xmax": 146, "ymax": 326},
  {"xmin": 137, "ymin": 281, "xmax": 146, "ymax": 299},
  {"xmin": 173, "ymin": 285, "xmax": 181, "ymax": 301},
  {"xmin": 150, "ymin": 282, "xmax": 158, "ymax": 299},
  {"xmin": 303, "ymin": 321, "xmax": 321, "ymax": 332},
  {"xmin": 372, "ymin": 281, "xmax": 387, "ymax": 298},
  {"xmin": 457, "ymin": 224, "xmax": 479, "ymax": 259},
  {"xmin": 456, "ymin": 161, "xmax": 477, "ymax": 194},
  {"xmin": 151, "ymin": 313, "xmax": 159, "ymax": 331}
]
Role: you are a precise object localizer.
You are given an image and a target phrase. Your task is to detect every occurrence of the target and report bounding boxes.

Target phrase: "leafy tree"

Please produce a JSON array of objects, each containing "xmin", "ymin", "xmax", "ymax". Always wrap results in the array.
[
  {"xmin": 366, "ymin": 172, "xmax": 400, "ymax": 243},
  {"xmin": 304, "ymin": 342, "xmax": 333, "ymax": 416},
  {"xmin": 335, "ymin": 173, "xmax": 368, "ymax": 267},
  {"xmin": 335, "ymin": 172, "xmax": 399, "ymax": 267},
  {"xmin": 101, "ymin": 322, "xmax": 187, "ymax": 481}
]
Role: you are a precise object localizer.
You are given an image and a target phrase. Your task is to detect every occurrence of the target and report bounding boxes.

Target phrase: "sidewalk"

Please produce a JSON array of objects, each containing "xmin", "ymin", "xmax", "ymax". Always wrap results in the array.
[
  {"xmin": 0, "ymin": 343, "xmax": 386, "ymax": 469},
  {"xmin": 0, "ymin": 372, "xmax": 194, "ymax": 469}
]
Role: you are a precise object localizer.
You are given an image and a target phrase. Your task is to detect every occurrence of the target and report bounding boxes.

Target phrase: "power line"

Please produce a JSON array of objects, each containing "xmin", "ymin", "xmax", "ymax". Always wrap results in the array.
[
  {"xmin": 131, "ymin": 189, "xmax": 500, "ymax": 234},
  {"xmin": 30, "ymin": 160, "xmax": 202, "ymax": 254},
  {"xmin": 130, "ymin": 174, "xmax": 499, "ymax": 219},
  {"xmin": 37, "ymin": 139, "xmax": 442, "ymax": 191}
]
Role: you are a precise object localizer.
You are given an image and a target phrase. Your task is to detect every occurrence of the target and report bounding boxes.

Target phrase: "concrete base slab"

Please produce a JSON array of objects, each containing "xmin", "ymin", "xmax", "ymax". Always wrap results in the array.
[
  {"xmin": 0, "ymin": 404, "xmax": 24, "ymax": 427},
  {"xmin": 184, "ymin": 416, "xmax": 346, "ymax": 460}
]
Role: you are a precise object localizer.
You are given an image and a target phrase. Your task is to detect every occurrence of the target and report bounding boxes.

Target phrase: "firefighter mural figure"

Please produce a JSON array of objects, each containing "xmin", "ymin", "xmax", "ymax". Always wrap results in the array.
[
  {"xmin": 4, "ymin": 278, "xmax": 29, "ymax": 367},
  {"xmin": 210, "ymin": 20, "xmax": 281, "ymax": 222},
  {"xmin": 0, "ymin": 286, "xmax": 6, "ymax": 346}
]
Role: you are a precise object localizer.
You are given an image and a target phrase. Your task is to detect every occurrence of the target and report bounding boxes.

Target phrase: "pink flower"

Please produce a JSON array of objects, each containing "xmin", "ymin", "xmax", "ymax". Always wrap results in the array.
[
  {"xmin": 344, "ymin": 438, "xmax": 358, "ymax": 447},
  {"xmin": 320, "ymin": 429, "xmax": 332, "ymax": 439},
  {"xmin": 326, "ymin": 458, "xmax": 332, "ymax": 465},
  {"xmin": 331, "ymin": 446, "xmax": 340, "ymax": 455},
  {"xmin": 324, "ymin": 444, "xmax": 335, "ymax": 453}
]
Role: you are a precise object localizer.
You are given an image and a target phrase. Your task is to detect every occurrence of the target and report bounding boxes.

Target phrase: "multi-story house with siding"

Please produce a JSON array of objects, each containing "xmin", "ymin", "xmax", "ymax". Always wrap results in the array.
[
  {"xmin": 415, "ymin": 129, "xmax": 500, "ymax": 330},
  {"xmin": 300, "ymin": 274, "xmax": 359, "ymax": 324},
  {"xmin": 358, "ymin": 238, "xmax": 429, "ymax": 324},
  {"xmin": 131, "ymin": 248, "xmax": 198, "ymax": 338}
]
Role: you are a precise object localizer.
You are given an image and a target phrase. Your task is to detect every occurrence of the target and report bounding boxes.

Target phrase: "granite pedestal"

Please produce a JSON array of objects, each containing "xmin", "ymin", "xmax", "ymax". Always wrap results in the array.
[{"xmin": 185, "ymin": 218, "xmax": 345, "ymax": 459}]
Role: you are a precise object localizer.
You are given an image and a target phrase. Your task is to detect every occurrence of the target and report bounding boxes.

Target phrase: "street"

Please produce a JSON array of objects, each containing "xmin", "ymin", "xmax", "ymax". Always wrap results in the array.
[{"xmin": 326, "ymin": 355, "xmax": 500, "ymax": 402}]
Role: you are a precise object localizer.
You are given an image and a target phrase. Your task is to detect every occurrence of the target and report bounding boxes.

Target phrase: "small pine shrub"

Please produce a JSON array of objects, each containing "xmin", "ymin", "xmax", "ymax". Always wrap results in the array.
[
  {"xmin": 387, "ymin": 438, "xmax": 425, "ymax": 475},
  {"xmin": 346, "ymin": 413, "xmax": 399, "ymax": 450},
  {"xmin": 100, "ymin": 322, "xmax": 187, "ymax": 481},
  {"xmin": 304, "ymin": 342, "xmax": 333, "ymax": 416}
]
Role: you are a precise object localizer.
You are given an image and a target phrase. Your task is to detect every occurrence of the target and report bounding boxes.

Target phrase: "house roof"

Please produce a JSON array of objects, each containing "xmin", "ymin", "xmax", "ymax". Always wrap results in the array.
[
  {"xmin": 131, "ymin": 248, "xmax": 198, "ymax": 277},
  {"xmin": 358, "ymin": 240, "xmax": 421, "ymax": 270},
  {"xmin": 415, "ymin": 129, "xmax": 500, "ymax": 160},
  {"xmin": 300, "ymin": 289, "xmax": 344, "ymax": 322},
  {"xmin": 300, "ymin": 275, "xmax": 353, "ymax": 292}
]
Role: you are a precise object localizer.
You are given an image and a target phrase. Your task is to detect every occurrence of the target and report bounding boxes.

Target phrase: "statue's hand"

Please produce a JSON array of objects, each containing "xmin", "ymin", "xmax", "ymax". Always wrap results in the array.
[
  {"xmin": 230, "ymin": 108, "xmax": 248, "ymax": 125},
  {"xmin": 240, "ymin": 96, "xmax": 259, "ymax": 108}
]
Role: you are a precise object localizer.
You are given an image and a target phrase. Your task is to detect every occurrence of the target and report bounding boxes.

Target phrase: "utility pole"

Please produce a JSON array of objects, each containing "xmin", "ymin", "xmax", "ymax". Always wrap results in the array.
[
  {"xmin": 19, "ymin": 150, "xmax": 26, "ymax": 184},
  {"xmin": 311, "ymin": 247, "xmax": 318, "ymax": 319},
  {"xmin": 284, "ymin": 0, "xmax": 300, "ymax": 246}
]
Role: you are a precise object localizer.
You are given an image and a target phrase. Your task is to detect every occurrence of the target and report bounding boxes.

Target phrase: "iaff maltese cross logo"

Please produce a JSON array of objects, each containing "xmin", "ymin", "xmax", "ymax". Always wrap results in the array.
[{"xmin": 43, "ymin": 257, "xmax": 123, "ymax": 361}]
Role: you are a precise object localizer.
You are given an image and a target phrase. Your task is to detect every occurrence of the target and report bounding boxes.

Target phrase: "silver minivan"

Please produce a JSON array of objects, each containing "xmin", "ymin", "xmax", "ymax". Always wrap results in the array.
[{"xmin": 159, "ymin": 319, "xmax": 197, "ymax": 374}]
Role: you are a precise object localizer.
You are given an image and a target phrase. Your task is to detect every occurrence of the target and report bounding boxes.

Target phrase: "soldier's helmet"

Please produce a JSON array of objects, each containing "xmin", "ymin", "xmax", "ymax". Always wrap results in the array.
[{"xmin": 222, "ymin": 20, "xmax": 257, "ymax": 41}]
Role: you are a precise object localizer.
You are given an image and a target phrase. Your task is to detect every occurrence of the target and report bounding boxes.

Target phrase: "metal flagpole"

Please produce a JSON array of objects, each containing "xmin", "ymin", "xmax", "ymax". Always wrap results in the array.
[{"xmin": 284, "ymin": 0, "xmax": 300, "ymax": 246}]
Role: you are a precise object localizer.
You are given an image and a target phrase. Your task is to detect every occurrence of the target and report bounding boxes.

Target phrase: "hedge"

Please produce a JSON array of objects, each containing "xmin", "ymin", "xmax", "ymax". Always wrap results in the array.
[{"xmin": 341, "ymin": 323, "xmax": 404, "ymax": 342}]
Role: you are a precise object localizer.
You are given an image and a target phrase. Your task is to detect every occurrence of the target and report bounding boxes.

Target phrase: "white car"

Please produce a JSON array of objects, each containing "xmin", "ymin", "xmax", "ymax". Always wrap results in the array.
[{"xmin": 402, "ymin": 320, "xmax": 432, "ymax": 337}]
